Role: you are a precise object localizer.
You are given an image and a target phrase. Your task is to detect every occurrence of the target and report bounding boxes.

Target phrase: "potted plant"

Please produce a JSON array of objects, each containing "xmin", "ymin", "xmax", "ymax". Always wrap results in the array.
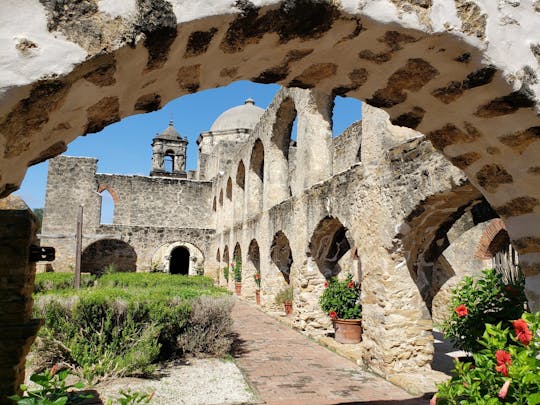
[
  {"xmin": 254, "ymin": 271, "xmax": 261, "ymax": 305},
  {"xmin": 232, "ymin": 257, "xmax": 242, "ymax": 296},
  {"xmin": 275, "ymin": 286, "xmax": 293, "ymax": 315},
  {"xmin": 319, "ymin": 274, "xmax": 362, "ymax": 344}
]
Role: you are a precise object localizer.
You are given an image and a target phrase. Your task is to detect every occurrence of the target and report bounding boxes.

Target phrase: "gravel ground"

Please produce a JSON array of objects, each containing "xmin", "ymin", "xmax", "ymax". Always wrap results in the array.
[{"xmin": 94, "ymin": 358, "xmax": 258, "ymax": 405}]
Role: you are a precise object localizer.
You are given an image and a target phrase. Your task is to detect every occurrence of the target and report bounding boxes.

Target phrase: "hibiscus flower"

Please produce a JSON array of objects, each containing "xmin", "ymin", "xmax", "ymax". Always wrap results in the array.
[
  {"xmin": 348, "ymin": 281, "xmax": 355, "ymax": 288},
  {"xmin": 498, "ymin": 380, "xmax": 510, "ymax": 399},
  {"xmin": 512, "ymin": 319, "xmax": 533, "ymax": 345},
  {"xmin": 495, "ymin": 350, "xmax": 512, "ymax": 376},
  {"xmin": 329, "ymin": 310, "xmax": 337, "ymax": 319},
  {"xmin": 454, "ymin": 304, "xmax": 468, "ymax": 317}
]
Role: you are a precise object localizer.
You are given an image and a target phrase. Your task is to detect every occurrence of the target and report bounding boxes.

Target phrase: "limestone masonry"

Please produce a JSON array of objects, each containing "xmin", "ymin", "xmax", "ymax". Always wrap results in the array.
[
  {"xmin": 42, "ymin": 87, "xmax": 503, "ymax": 389},
  {"xmin": 1, "ymin": 0, "xmax": 539, "ymax": 401}
]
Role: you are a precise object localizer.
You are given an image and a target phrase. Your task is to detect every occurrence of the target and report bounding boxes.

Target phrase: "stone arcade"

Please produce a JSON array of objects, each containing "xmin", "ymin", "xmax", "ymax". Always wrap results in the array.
[{"xmin": 1, "ymin": 0, "xmax": 539, "ymax": 402}]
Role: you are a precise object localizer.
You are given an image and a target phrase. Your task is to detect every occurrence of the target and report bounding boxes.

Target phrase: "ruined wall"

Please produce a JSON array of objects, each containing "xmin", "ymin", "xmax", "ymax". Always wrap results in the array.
[
  {"xmin": 1, "ymin": 0, "xmax": 540, "ymax": 310},
  {"xmin": 96, "ymin": 174, "xmax": 213, "ymax": 228},
  {"xmin": 332, "ymin": 121, "xmax": 362, "ymax": 173},
  {"xmin": 42, "ymin": 156, "xmax": 101, "ymax": 235}
]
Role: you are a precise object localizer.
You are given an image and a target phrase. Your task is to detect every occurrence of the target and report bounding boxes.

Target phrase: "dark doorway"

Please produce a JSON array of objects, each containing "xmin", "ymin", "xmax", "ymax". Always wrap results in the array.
[{"xmin": 170, "ymin": 246, "xmax": 190, "ymax": 275}]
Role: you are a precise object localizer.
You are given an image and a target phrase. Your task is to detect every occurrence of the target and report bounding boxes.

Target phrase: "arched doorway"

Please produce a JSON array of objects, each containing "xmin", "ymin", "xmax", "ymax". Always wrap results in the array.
[
  {"xmin": 170, "ymin": 246, "xmax": 190, "ymax": 275},
  {"xmin": 81, "ymin": 238, "xmax": 137, "ymax": 275}
]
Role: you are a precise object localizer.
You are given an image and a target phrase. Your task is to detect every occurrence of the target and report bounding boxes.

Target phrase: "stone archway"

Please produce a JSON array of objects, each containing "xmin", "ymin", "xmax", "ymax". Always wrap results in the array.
[
  {"xmin": 151, "ymin": 241, "xmax": 204, "ymax": 275},
  {"xmin": 81, "ymin": 238, "xmax": 137, "ymax": 275},
  {"xmin": 1, "ymin": 2, "xmax": 540, "ymax": 308},
  {"xmin": 309, "ymin": 216, "xmax": 351, "ymax": 279},
  {"xmin": 2, "ymin": 1, "xmax": 540, "ymax": 400},
  {"xmin": 169, "ymin": 246, "xmax": 190, "ymax": 275},
  {"xmin": 270, "ymin": 230, "xmax": 293, "ymax": 284},
  {"xmin": 248, "ymin": 139, "xmax": 265, "ymax": 216}
]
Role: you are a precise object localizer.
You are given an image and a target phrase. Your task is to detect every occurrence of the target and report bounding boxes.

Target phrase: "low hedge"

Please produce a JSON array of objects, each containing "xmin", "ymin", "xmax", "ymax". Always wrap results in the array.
[
  {"xmin": 32, "ymin": 273, "xmax": 233, "ymax": 382},
  {"xmin": 34, "ymin": 272, "xmax": 95, "ymax": 293}
]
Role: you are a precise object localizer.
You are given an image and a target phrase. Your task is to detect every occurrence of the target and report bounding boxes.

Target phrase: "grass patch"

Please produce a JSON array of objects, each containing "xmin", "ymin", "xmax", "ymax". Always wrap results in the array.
[{"xmin": 31, "ymin": 273, "xmax": 233, "ymax": 383}]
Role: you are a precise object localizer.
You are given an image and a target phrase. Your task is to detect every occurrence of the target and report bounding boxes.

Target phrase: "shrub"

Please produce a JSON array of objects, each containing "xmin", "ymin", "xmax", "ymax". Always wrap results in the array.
[
  {"xmin": 254, "ymin": 271, "xmax": 261, "ymax": 289},
  {"xmin": 176, "ymin": 296, "xmax": 235, "ymax": 356},
  {"xmin": 275, "ymin": 286, "xmax": 293, "ymax": 305},
  {"xmin": 319, "ymin": 274, "xmax": 361, "ymax": 320},
  {"xmin": 32, "ymin": 274, "xmax": 230, "ymax": 381},
  {"xmin": 34, "ymin": 272, "xmax": 95, "ymax": 293},
  {"xmin": 223, "ymin": 265, "xmax": 229, "ymax": 282},
  {"xmin": 434, "ymin": 311, "xmax": 540, "ymax": 404},
  {"xmin": 232, "ymin": 257, "xmax": 242, "ymax": 282},
  {"xmin": 440, "ymin": 268, "xmax": 527, "ymax": 353}
]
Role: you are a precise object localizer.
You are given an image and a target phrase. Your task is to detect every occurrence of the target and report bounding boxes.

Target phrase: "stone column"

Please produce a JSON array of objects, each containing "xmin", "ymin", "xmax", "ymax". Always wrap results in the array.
[{"xmin": 0, "ymin": 196, "xmax": 42, "ymax": 404}]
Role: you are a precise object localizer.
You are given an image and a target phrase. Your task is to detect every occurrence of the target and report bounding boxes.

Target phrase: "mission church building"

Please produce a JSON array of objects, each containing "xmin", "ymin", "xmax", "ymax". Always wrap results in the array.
[{"xmin": 41, "ymin": 87, "xmax": 509, "ymax": 373}]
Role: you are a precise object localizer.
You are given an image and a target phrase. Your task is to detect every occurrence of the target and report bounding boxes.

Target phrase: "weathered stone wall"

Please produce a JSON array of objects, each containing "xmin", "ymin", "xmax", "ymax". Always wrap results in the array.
[
  {"xmin": 41, "ymin": 224, "xmax": 214, "ymax": 273},
  {"xmin": 0, "ymin": 0, "xmax": 539, "ymax": 310},
  {"xmin": 211, "ymin": 91, "xmax": 480, "ymax": 383},
  {"xmin": 332, "ymin": 121, "xmax": 362, "ymax": 173},
  {"xmin": 0, "ymin": 196, "xmax": 41, "ymax": 403},
  {"xmin": 42, "ymin": 156, "xmax": 101, "ymax": 234},
  {"xmin": 95, "ymin": 173, "xmax": 213, "ymax": 228}
]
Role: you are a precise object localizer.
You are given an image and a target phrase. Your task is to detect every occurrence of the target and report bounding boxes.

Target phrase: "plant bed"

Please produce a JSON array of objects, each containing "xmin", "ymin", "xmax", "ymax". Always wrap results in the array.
[{"xmin": 31, "ymin": 273, "xmax": 233, "ymax": 383}]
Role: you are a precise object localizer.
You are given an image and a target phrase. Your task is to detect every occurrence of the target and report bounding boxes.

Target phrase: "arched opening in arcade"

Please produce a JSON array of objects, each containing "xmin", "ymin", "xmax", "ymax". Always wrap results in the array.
[{"xmin": 169, "ymin": 246, "xmax": 190, "ymax": 275}]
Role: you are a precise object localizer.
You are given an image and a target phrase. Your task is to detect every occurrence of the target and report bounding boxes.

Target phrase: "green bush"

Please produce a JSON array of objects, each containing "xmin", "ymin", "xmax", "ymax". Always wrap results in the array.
[
  {"xmin": 319, "ymin": 274, "xmax": 361, "ymax": 320},
  {"xmin": 32, "ymin": 274, "xmax": 231, "ymax": 382},
  {"xmin": 440, "ymin": 269, "xmax": 527, "ymax": 353},
  {"xmin": 34, "ymin": 272, "xmax": 95, "ymax": 293},
  {"xmin": 434, "ymin": 312, "xmax": 540, "ymax": 404}
]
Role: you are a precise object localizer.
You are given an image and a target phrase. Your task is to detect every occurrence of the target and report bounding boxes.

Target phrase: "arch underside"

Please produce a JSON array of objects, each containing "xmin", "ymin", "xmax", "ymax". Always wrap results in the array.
[{"xmin": 2, "ymin": 5, "xmax": 538, "ymax": 286}]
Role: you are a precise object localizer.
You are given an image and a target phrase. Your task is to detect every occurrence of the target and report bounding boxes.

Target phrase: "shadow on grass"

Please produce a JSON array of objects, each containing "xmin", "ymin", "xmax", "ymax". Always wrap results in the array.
[{"xmin": 229, "ymin": 332, "xmax": 250, "ymax": 358}]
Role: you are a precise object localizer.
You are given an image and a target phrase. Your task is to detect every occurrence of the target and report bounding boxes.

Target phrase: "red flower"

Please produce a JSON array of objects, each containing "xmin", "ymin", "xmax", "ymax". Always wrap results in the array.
[
  {"xmin": 348, "ymin": 281, "xmax": 355, "ymax": 289},
  {"xmin": 324, "ymin": 281, "xmax": 329, "ymax": 288},
  {"xmin": 512, "ymin": 319, "xmax": 533, "ymax": 345},
  {"xmin": 498, "ymin": 380, "xmax": 510, "ymax": 399},
  {"xmin": 329, "ymin": 310, "xmax": 337, "ymax": 319},
  {"xmin": 255, "ymin": 273, "xmax": 261, "ymax": 279},
  {"xmin": 454, "ymin": 304, "xmax": 468, "ymax": 317},
  {"xmin": 496, "ymin": 364, "xmax": 509, "ymax": 377},
  {"xmin": 495, "ymin": 350, "xmax": 512, "ymax": 376}
]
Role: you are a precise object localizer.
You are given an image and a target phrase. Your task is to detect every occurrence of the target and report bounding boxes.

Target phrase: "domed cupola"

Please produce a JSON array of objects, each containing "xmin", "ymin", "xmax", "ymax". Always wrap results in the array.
[
  {"xmin": 150, "ymin": 121, "xmax": 188, "ymax": 178},
  {"xmin": 209, "ymin": 98, "xmax": 264, "ymax": 132}
]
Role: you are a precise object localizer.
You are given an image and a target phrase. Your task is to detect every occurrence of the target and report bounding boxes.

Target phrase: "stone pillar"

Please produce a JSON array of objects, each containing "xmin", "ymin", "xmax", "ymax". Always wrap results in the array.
[{"xmin": 0, "ymin": 196, "xmax": 42, "ymax": 404}]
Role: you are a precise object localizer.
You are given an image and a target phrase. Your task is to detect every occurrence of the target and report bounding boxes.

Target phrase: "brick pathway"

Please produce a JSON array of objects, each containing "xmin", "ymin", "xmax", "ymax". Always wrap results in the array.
[{"xmin": 232, "ymin": 300, "xmax": 429, "ymax": 405}]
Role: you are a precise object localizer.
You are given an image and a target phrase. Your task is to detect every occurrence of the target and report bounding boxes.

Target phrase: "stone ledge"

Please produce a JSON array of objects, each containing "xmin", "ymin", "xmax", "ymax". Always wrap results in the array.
[{"xmin": 388, "ymin": 371, "xmax": 450, "ymax": 397}]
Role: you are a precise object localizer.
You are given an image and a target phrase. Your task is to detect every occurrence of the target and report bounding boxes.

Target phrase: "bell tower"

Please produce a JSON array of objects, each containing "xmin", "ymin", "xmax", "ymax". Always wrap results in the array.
[{"xmin": 150, "ymin": 121, "xmax": 188, "ymax": 178}]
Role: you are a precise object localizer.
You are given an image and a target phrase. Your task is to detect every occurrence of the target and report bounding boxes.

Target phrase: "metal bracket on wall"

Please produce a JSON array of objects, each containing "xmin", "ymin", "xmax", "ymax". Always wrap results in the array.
[{"xmin": 29, "ymin": 245, "xmax": 55, "ymax": 262}]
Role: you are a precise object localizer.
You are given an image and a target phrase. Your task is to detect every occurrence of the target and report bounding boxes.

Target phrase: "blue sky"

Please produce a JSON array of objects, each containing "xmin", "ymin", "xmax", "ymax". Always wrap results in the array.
[{"xmin": 15, "ymin": 81, "xmax": 361, "ymax": 222}]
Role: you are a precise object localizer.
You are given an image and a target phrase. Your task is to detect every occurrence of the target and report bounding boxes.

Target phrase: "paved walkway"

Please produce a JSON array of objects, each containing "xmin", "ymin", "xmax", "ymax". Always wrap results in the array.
[{"xmin": 231, "ymin": 300, "xmax": 429, "ymax": 405}]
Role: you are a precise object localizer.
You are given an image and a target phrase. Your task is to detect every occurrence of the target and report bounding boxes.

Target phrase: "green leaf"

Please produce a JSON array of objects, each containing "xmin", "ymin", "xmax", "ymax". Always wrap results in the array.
[{"xmin": 528, "ymin": 393, "xmax": 540, "ymax": 405}]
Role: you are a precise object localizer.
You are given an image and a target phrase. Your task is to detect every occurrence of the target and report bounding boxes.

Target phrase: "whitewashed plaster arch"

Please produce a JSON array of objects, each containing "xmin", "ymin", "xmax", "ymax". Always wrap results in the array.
[{"xmin": 150, "ymin": 241, "xmax": 205, "ymax": 275}]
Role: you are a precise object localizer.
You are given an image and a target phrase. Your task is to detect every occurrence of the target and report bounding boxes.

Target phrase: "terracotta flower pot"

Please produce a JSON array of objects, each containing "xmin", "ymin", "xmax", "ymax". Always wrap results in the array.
[
  {"xmin": 235, "ymin": 282, "xmax": 242, "ymax": 296},
  {"xmin": 284, "ymin": 301, "xmax": 293, "ymax": 315},
  {"xmin": 333, "ymin": 318, "xmax": 362, "ymax": 344},
  {"xmin": 255, "ymin": 289, "xmax": 261, "ymax": 305}
]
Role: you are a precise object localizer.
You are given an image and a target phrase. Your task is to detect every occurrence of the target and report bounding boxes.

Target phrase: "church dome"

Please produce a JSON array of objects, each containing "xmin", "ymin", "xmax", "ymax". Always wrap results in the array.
[
  {"xmin": 155, "ymin": 121, "xmax": 182, "ymax": 141},
  {"xmin": 210, "ymin": 98, "xmax": 264, "ymax": 132}
]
